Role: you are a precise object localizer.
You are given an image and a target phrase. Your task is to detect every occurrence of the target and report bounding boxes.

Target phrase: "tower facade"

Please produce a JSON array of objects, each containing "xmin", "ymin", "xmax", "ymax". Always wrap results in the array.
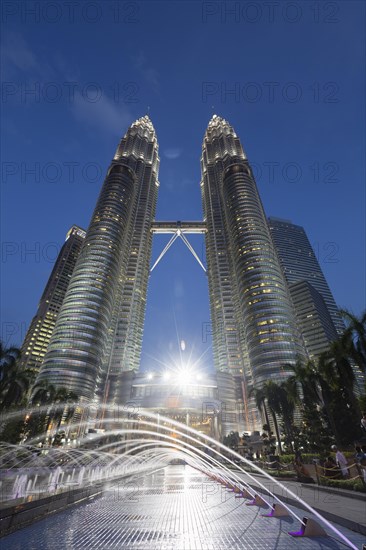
[
  {"xmin": 201, "ymin": 116, "xmax": 306, "ymax": 429},
  {"xmin": 288, "ymin": 281, "xmax": 339, "ymax": 360},
  {"xmin": 103, "ymin": 116, "xmax": 160, "ymax": 404},
  {"xmin": 36, "ymin": 116, "xmax": 159, "ymax": 402},
  {"xmin": 19, "ymin": 225, "xmax": 86, "ymax": 373},
  {"xmin": 268, "ymin": 217, "xmax": 344, "ymax": 335}
]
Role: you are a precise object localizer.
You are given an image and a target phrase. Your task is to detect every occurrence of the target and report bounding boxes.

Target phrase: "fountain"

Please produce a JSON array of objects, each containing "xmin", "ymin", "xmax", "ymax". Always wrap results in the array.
[
  {"xmin": 11, "ymin": 474, "xmax": 28, "ymax": 500},
  {"xmin": 0, "ymin": 404, "xmax": 361, "ymax": 549}
]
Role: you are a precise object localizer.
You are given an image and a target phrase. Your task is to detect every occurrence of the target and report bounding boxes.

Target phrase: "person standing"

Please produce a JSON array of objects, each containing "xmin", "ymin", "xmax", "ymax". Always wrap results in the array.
[
  {"xmin": 331, "ymin": 445, "xmax": 349, "ymax": 478},
  {"xmin": 359, "ymin": 458, "xmax": 366, "ymax": 483},
  {"xmin": 355, "ymin": 446, "xmax": 365, "ymax": 463},
  {"xmin": 361, "ymin": 412, "xmax": 366, "ymax": 434}
]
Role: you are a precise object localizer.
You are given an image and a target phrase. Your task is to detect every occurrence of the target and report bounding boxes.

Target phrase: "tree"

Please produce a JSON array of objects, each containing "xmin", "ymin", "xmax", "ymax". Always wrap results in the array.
[
  {"xmin": 251, "ymin": 387, "xmax": 271, "ymax": 432},
  {"xmin": 261, "ymin": 381, "xmax": 283, "ymax": 454},
  {"xmin": 289, "ymin": 360, "xmax": 333, "ymax": 452},
  {"xmin": 26, "ymin": 382, "xmax": 78, "ymax": 444},
  {"xmin": 340, "ymin": 309, "xmax": 366, "ymax": 374},
  {"xmin": 290, "ymin": 360, "xmax": 320, "ymax": 408},
  {"xmin": 277, "ymin": 377, "xmax": 297, "ymax": 451},
  {"xmin": 328, "ymin": 338, "xmax": 360, "ymax": 416},
  {"xmin": 46, "ymin": 387, "xmax": 78, "ymax": 445},
  {"xmin": 261, "ymin": 423, "xmax": 276, "ymax": 453},
  {"xmin": 0, "ymin": 343, "xmax": 20, "ymax": 378},
  {"xmin": 0, "ymin": 342, "xmax": 36, "ymax": 443},
  {"xmin": 0, "ymin": 343, "xmax": 34, "ymax": 410},
  {"xmin": 291, "ymin": 362, "xmax": 325, "ymax": 445},
  {"xmin": 317, "ymin": 347, "xmax": 361, "ymax": 446}
]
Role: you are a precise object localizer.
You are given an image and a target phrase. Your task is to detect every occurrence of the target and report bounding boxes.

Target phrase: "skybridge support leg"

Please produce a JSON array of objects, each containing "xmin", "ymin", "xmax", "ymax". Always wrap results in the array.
[
  {"xmin": 150, "ymin": 233, "xmax": 179, "ymax": 272},
  {"xmin": 179, "ymin": 233, "xmax": 206, "ymax": 273}
]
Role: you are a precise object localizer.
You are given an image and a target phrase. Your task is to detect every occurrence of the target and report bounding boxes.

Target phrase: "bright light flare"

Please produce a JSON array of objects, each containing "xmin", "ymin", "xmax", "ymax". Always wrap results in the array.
[{"xmin": 177, "ymin": 369, "xmax": 191, "ymax": 385}]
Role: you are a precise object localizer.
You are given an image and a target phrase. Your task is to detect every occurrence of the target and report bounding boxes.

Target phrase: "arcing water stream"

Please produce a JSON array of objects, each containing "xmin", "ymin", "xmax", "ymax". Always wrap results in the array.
[{"xmin": 0, "ymin": 404, "xmax": 361, "ymax": 549}]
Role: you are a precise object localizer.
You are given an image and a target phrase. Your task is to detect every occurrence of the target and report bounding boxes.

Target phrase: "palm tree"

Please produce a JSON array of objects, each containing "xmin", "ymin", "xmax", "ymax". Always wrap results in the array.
[
  {"xmin": 328, "ymin": 338, "xmax": 360, "ymax": 418},
  {"xmin": 27, "ymin": 382, "xmax": 78, "ymax": 443},
  {"xmin": 290, "ymin": 360, "xmax": 320, "ymax": 407},
  {"xmin": 0, "ymin": 368, "xmax": 34, "ymax": 410},
  {"xmin": 278, "ymin": 377, "xmax": 297, "ymax": 450},
  {"xmin": 0, "ymin": 343, "xmax": 34, "ymax": 410},
  {"xmin": 340, "ymin": 309, "xmax": 366, "ymax": 374},
  {"xmin": 315, "ymin": 351, "xmax": 343, "ymax": 445},
  {"xmin": 30, "ymin": 380, "xmax": 57, "ymax": 405},
  {"xmin": 317, "ymin": 347, "xmax": 360, "ymax": 445},
  {"xmin": 251, "ymin": 387, "xmax": 271, "ymax": 431},
  {"xmin": 47, "ymin": 387, "xmax": 78, "ymax": 444},
  {"xmin": 0, "ymin": 343, "xmax": 20, "ymax": 380},
  {"xmin": 288, "ymin": 359, "xmax": 335, "ymax": 451},
  {"xmin": 261, "ymin": 380, "xmax": 283, "ymax": 454}
]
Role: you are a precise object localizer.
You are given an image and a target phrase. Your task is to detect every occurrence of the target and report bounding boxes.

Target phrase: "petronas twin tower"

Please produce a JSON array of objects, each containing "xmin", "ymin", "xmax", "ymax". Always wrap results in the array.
[
  {"xmin": 37, "ymin": 115, "xmax": 305, "ymax": 428},
  {"xmin": 37, "ymin": 116, "xmax": 160, "ymax": 404}
]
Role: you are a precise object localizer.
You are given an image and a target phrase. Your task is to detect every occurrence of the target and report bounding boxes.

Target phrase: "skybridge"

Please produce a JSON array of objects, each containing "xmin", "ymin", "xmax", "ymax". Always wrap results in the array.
[
  {"xmin": 151, "ymin": 220, "xmax": 206, "ymax": 234},
  {"xmin": 150, "ymin": 220, "xmax": 207, "ymax": 273}
]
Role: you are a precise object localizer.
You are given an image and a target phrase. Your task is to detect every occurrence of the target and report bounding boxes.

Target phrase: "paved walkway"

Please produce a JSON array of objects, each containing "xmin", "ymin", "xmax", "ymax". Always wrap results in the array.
[{"xmin": 2, "ymin": 465, "xmax": 364, "ymax": 549}]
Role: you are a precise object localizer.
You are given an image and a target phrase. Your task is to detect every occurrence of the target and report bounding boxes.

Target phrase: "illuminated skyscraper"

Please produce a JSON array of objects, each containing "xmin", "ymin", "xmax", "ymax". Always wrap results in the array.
[
  {"xmin": 20, "ymin": 225, "xmax": 86, "ymax": 373},
  {"xmin": 35, "ymin": 115, "xmax": 308, "ymax": 435},
  {"xmin": 104, "ymin": 116, "xmax": 160, "ymax": 405},
  {"xmin": 267, "ymin": 218, "xmax": 366, "ymax": 391},
  {"xmin": 268, "ymin": 217, "xmax": 344, "ymax": 335},
  {"xmin": 36, "ymin": 116, "xmax": 159, "ymax": 402},
  {"xmin": 201, "ymin": 116, "xmax": 305, "ymax": 429},
  {"xmin": 288, "ymin": 280, "xmax": 339, "ymax": 360}
]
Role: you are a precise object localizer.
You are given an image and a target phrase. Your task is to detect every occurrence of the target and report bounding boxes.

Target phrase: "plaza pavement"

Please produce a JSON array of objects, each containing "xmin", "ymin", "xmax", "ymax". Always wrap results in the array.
[{"xmin": 2, "ymin": 464, "xmax": 365, "ymax": 549}]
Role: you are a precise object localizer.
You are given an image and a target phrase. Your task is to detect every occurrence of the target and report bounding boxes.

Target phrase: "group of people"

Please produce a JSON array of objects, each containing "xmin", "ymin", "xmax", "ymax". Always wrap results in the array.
[
  {"xmin": 265, "ymin": 411, "xmax": 366, "ymax": 484},
  {"xmin": 322, "ymin": 444, "xmax": 366, "ymax": 481},
  {"xmin": 292, "ymin": 443, "xmax": 366, "ymax": 483}
]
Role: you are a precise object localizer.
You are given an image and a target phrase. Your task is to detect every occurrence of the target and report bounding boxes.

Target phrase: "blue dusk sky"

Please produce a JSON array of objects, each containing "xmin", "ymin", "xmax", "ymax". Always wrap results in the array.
[{"xmin": 1, "ymin": 1, "xmax": 365, "ymax": 375}]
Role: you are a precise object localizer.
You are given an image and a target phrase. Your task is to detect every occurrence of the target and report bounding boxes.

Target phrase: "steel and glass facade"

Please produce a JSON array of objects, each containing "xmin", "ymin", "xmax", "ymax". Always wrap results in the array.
[
  {"xmin": 36, "ymin": 116, "xmax": 159, "ymax": 402},
  {"xmin": 288, "ymin": 280, "xmax": 338, "ymax": 360},
  {"xmin": 268, "ymin": 217, "xmax": 345, "ymax": 336},
  {"xmin": 103, "ymin": 116, "xmax": 160, "ymax": 404},
  {"xmin": 201, "ymin": 116, "xmax": 306, "ymax": 429},
  {"xmin": 20, "ymin": 225, "xmax": 86, "ymax": 373},
  {"xmin": 200, "ymin": 117, "xmax": 246, "ymax": 378}
]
